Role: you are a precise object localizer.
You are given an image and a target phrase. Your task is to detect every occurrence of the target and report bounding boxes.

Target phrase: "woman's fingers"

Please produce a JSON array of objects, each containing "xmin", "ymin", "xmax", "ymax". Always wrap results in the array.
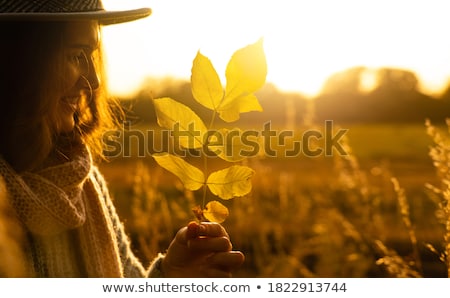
[
  {"xmin": 207, "ymin": 251, "xmax": 245, "ymax": 269},
  {"xmin": 186, "ymin": 221, "xmax": 229, "ymax": 239},
  {"xmin": 188, "ymin": 236, "xmax": 232, "ymax": 252},
  {"xmin": 164, "ymin": 223, "xmax": 244, "ymax": 277},
  {"xmin": 202, "ymin": 251, "xmax": 245, "ymax": 277}
]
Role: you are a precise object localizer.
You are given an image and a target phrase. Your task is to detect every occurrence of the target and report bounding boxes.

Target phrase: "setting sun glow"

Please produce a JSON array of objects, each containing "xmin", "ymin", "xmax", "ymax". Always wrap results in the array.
[{"xmin": 102, "ymin": 0, "xmax": 450, "ymax": 98}]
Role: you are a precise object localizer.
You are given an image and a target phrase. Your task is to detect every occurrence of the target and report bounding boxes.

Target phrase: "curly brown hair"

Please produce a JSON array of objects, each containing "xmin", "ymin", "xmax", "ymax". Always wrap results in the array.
[{"xmin": 0, "ymin": 21, "xmax": 122, "ymax": 172}]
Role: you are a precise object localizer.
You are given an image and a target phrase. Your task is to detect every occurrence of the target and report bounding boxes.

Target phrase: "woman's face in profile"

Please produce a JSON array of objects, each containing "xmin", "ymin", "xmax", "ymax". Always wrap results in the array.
[{"xmin": 57, "ymin": 21, "xmax": 100, "ymax": 133}]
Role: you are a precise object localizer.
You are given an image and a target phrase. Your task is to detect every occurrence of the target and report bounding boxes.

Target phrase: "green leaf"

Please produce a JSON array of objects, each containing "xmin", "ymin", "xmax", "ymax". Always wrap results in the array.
[
  {"xmin": 153, "ymin": 97, "xmax": 208, "ymax": 149},
  {"xmin": 152, "ymin": 153, "xmax": 205, "ymax": 191},
  {"xmin": 203, "ymin": 201, "xmax": 229, "ymax": 223},
  {"xmin": 191, "ymin": 51, "xmax": 224, "ymax": 111},
  {"xmin": 206, "ymin": 165, "xmax": 254, "ymax": 200}
]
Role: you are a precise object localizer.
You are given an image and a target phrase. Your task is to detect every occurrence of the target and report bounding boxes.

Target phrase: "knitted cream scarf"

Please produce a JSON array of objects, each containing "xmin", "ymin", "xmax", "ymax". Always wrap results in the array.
[{"xmin": 0, "ymin": 146, "xmax": 123, "ymax": 277}]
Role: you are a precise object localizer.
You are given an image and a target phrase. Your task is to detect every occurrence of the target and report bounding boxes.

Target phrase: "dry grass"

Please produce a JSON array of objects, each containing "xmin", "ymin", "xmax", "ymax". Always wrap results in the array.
[
  {"xmin": 100, "ymin": 121, "xmax": 450, "ymax": 277},
  {"xmin": 0, "ymin": 121, "xmax": 448, "ymax": 277},
  {"xmin": 425, "ymin": 119, "xmax": 450, "ymax": 277}
]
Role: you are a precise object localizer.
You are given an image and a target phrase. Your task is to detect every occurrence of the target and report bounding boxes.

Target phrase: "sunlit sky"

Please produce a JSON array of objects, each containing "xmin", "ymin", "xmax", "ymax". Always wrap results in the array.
[{"xmin": 102, "ymin": 0, "xmax": 450, "ymax": 98}]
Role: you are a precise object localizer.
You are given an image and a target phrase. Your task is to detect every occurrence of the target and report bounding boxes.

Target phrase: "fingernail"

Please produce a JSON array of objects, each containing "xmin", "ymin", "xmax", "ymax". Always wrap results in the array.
[{"xmin": 198, "ymin": 224, "xmax": 207, "ymax": 235}]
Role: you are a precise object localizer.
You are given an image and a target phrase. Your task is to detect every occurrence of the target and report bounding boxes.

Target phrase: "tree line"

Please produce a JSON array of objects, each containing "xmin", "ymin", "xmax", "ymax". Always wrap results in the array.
[
  {"xmin": 117, "ymin": 66, "xmax": 450, "ymax": 126},
  {"xmin": 314, "ymin": 66, "xmax": 450, "ymax": 124}
]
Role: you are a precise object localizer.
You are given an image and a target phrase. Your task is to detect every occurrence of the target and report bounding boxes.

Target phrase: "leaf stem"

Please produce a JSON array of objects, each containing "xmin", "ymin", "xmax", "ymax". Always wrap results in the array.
[
  {"xmin": 209, "ymin": 110, "xmax": 217, "ymax": 130},
  {"xmin": 202, "ymin": 154, "xmax": 208, "ymax": 209},
  {"xmin": 202, "ymin": 108, "xmax": 218, "ymax": 209}
]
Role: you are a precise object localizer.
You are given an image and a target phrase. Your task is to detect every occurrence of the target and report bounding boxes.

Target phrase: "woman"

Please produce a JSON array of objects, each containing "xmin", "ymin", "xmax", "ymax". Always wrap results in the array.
[{"xmin": 0, "ymin": 0, "xmax": 244, "ymax": 277}]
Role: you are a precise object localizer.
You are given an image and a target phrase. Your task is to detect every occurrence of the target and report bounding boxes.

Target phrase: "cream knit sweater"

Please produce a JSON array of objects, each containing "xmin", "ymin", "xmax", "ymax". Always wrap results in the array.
[{"xmin": 0, "ymin": 147, "xmax": 164, "ymax": 278}]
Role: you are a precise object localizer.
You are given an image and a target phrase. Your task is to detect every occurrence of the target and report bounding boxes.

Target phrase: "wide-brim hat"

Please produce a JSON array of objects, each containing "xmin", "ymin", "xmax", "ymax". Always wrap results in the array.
[{"xmin": 0, "ymin": 0, "xmax": 152, "ymax": 25}]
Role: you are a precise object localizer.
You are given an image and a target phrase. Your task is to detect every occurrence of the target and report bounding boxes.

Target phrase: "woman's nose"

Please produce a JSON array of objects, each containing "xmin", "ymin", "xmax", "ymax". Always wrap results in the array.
[
  {"xmin": 79, "ymin": 56, "xmax": 100, "ymax": 91},
  {"xmin": 81, "ymin": 56, "xmax": 100, "ymax": 91}
]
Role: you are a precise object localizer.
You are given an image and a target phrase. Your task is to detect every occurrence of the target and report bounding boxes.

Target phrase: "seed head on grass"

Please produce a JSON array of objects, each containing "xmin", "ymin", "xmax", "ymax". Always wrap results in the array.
[{"xmin": 426, "ymin": 119, "xmax": 450, "ymax": 277}]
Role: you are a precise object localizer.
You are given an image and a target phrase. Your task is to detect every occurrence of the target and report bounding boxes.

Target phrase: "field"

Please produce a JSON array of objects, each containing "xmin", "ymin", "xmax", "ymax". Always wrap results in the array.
[{"xmin": 98, "ymin": 122, "xmax": 450, "ymax": 277}]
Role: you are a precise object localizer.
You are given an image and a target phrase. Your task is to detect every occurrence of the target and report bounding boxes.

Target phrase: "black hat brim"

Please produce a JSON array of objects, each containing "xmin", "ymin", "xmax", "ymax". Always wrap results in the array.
[{"xmin": 0, "ymin": 8, "xmax": 151, "ymax": 25}]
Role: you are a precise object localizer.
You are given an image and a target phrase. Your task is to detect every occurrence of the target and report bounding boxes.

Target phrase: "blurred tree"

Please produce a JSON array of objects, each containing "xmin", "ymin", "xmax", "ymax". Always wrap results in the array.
[
  {"xmin": 375, "ymin": 68, "xmax": 419, "ymax": 93},
  {"xmin": 314, "ymin": 66, "xmax": 449, "ymax": 124},
  {"xmin": 440, "ymin": 81, "xmax": 450, "ymax": 102},
  {"xmin": 314, "ymin": 67, "xmax": 368, "ymax": 123},
  {"xmin": 320, "ymin": 66, "xmax": 367, "ymax": 95},
  {"xmin": 368, "ymin": 68, "xmax": 446, "ymax": 122}
]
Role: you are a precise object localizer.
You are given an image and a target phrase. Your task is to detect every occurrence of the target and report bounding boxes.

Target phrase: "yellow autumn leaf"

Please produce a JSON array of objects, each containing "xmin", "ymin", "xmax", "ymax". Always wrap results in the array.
[
  {"xmin": 216, "ymin": 38, "xmax": 266, "ymax": 123},
  {"xmin": 206, "ymin": 165, "xmax": 254, "ymax": 200},
  {"xmin": 191, "ymin": 51, "xmax": 224, "ymax": 111},
  {"xmin": 217, "ymin": 93, "xmax": 263, "ymax": 123},
  {"xmin": 153, "ymin": 97, "xmax": 207, "ymax": 149},
  {"xmin": 207, "ymin": 128, "xmax": 259, "ymax": 162},
  {"xmin": 203, "ymin": 201, "xmax": 229, "ymax": 223},
  {"xmin": 225, "ymin": 38, "xmax": 267, "ymax": 95},
  {"xmin": 152, "ymin": 153, "xmax": 205, "ymax": 191}
]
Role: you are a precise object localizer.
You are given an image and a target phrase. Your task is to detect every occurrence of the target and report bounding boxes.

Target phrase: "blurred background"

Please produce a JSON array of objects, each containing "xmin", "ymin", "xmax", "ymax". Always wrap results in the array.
[{"xmin": 96, "ymin": 0, "xmax": 450, "ymax": 277}]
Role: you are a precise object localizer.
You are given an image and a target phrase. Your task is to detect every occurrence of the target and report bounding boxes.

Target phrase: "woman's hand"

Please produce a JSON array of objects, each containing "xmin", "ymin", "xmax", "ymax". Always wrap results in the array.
[{"xmin": 161, "ymin": 221, "xmax": 245, "ymax": 277}]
